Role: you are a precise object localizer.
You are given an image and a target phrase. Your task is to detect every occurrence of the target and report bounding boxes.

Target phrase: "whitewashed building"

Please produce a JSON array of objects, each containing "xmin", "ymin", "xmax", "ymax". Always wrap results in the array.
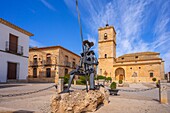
[{"xmin": 0, "ymin": 18, "xmax": 33, "ymax": 83}]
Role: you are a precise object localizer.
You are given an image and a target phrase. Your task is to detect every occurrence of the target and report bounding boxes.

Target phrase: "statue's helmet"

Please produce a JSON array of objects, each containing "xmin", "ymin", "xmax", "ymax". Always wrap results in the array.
[{"xmin": 83, "ymin": 40, "xmax": 94, "ymax": 48}]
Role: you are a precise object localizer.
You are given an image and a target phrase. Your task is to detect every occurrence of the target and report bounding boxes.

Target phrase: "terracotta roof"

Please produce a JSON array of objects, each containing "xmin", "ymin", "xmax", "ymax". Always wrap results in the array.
[
  {"xmin": 0, "ymin": 18, "xmax": 34, "ymax": 36},
  {"xmin": 118, "ymin": 52, "xmax": 160, "ymax": 57},
  {"xmin": 29, "ymin": 46, "xmax": 80, "ymax": 57}
]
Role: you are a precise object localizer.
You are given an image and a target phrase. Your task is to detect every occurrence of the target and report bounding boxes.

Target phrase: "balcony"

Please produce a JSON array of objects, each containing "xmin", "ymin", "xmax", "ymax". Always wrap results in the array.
[
  {"xmin": 29, "ymin": 61, "xmax": 38, "ymax": 67},
  {"xmin": 39, "ymin": 71, "xmax": 56, "ymax": 77},
  {"xmin": 43, "ymin": 60, "xmax": 52, "ymax": 66},
  {"xmin": 5, "ymin": 41, "xmax": 23, "ymax": 55},
  {"xmin": 64, "ymin": 61, "xmax": 71, "ymax": 67}
]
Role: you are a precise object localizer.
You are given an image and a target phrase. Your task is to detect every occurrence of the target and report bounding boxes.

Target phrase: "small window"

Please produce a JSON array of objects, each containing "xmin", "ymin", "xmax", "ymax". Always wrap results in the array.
[
  {"xmin": 130, "ymin": 67, "xmax": 132, "ymax": 69},
  {"xmin": 150, "ymin": 72, "xmax": 154, "ymax": 77},
  {"xmin": 104, "ymin": 33, "xmax": 107, "ymax": 40},
  {"xmin": 139, "ymin": 67, "xmax": 141, "ymax": 69},
  {"xmin": 135, "ymin": 56, "xmax": 138, "ymax": 58},
  {"xmin": 104, "ymin": 54, "xmax": 107, "ymax": 58},
  {"xmin": 121, "ymin": 57, "xmax": 124, "ymax": 60}
]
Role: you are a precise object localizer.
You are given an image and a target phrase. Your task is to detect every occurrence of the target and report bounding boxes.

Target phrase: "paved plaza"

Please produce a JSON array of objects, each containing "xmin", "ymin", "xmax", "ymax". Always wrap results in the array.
[{"xmin": 0, "ymin": 83, "xmax": 170, "ymax": 113}]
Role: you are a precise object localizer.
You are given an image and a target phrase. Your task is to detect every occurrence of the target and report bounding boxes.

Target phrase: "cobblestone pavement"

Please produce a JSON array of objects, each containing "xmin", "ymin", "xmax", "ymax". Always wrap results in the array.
[
  {"xmin": 0, "ymin": 83, "xmax": 56, "ymax": 113},
  {"xmin": 0, "ymin": 83, "xmax": 170, "ymax": 113}
]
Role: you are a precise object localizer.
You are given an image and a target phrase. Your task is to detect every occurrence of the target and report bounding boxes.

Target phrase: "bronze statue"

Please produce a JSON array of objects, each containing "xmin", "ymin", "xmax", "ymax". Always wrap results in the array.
[{"xmin": 63, "ymin": 40, "xmax": 98, "ymax": 92}]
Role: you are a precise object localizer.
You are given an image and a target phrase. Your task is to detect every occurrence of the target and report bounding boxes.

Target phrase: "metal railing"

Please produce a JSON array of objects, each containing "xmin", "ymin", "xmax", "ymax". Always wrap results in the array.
[
  {"xmin": 43, "ymin": 60, "xmax": 52, "ymax": 65},
  {"xmin": 64, "ymin": 61, "xmax": 71, "ymax": 67},
  {"xmin": 5, "ymin": 41, "xmax": 23, "ymax": 55},
  {"xmin": 39, "ymin": 71, "xmax": 56, "ymax": 77},
  {"xmin": 29, "ymin": 61, "xmax": 38, "ymax": 66}
]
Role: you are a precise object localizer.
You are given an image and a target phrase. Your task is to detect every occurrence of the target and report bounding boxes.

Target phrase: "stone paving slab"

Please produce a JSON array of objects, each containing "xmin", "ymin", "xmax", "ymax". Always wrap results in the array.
[{"xmin": 0, "ymin": 83, "xmax": 169, "ymax": 113}]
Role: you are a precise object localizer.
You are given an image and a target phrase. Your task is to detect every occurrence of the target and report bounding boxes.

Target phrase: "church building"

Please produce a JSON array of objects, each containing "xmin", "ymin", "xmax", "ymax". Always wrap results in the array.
[{"xmin": 98, "ymin": 24, "xmax": 165, "ymax": 82}]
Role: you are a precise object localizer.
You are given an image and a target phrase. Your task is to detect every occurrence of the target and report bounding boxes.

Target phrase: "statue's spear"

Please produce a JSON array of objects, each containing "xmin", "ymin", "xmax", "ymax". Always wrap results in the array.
[{"xmin": 76, "ymin": 0, "xmax": 88, "ymax": 92}]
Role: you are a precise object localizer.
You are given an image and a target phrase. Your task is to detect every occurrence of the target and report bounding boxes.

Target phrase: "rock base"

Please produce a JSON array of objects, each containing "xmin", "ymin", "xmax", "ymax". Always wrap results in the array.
[{"xmin": 51, "ymin": 87, "xmax": 109, "ymax": 113}]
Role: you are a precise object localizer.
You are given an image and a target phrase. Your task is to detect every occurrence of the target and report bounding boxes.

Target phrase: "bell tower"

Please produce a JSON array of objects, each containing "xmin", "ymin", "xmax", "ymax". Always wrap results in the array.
[{"xmin": 98, "ymin": 24, "xmax": 116, "ymax": 77}]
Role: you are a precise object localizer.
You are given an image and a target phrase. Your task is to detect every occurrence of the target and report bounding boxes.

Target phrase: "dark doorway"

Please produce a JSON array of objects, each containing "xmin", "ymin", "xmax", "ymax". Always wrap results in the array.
[
  {"xmin": 9, "ymin": 34, "xmax": 18, "ymax": 53},
  {"xmin": 7, "ymin": 62, "xmax": 17, "ymax": 79},
  {"xmin": 65, "ymin": 68, "xmax": 68, "ymax": 75},
  {"xmin": 46, "ymin": 68, "xmax": 51, "ymax": 77},
  {"xmin": 33, "ymin": 68, "xmax": 37, "ymax": 78}
]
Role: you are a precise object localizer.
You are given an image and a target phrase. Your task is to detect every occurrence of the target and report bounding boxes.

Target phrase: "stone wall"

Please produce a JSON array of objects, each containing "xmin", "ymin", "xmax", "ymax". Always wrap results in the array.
[
  {"xmin": 97, "ymin": 25, "xmax": 165, "ymax": 82},
  {"xmin": 28, "ymin": 46, "xmax": 80, "ymax": 83}
]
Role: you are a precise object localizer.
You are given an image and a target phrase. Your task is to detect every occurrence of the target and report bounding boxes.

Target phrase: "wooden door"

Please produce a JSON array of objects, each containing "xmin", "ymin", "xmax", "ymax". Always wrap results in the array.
[
  {"xmin": 7, "ymin": 62, "xmax": 17, "ymax": 79},
  {"xmin": 119, "ymin": 74, "xmax": 124, "ymax": 81},
  {"xmin": 9, "ymin": 34, "xmax": 18, "ymax": 53},
  {"xmin": 46, "ymin": 68, "xmax": 51, "ymax": 77},
  {"xmin": 33, "ymin": 68, "xmax": 37, "ymax": 78}
]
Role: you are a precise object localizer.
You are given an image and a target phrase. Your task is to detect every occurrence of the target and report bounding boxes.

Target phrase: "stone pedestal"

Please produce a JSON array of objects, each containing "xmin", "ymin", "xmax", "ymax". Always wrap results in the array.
[
  {"xmin": 58, "ymin": 78, "xmax": 64, "ymax": 93},
  {"xmin": 74, "ymin": 79, "xmax": 76, "ymax": 85},
  {"xmin": 51, "ymin": 87, "xmax": 109, "ymax": 113},
  {"xmin": 95, "ymin": 80, "xmax": 98, "ymax": 85},
  {"xmin": 159, "ymin": 80, "xmax": 168, "ymax": 104},
  {"xmin": 98, "ymin": 79, "xmax": 105, "ymax": 86}
]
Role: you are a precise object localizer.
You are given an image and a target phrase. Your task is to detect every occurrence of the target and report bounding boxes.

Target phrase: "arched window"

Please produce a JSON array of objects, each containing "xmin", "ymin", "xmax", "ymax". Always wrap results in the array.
[
  {"xmin": 104, "ymin": 33, "xmax": 107, "ymax": 40},
  {"xmin": 33, "ymin": 55, "xmax": 38, "ymax": 65},
  {"xmin": 46, "ymin": 53, "xmax": 51, "ymax": 64}
]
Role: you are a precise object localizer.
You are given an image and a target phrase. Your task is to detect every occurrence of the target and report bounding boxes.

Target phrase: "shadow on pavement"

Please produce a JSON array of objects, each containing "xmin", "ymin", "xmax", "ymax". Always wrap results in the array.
[
  {"xmin": 0, "ymin": 85, "xmax": 25, "ymax": 89},
  {"xmin": 0, "ymin": 110, "xmax": 35, "ymax": 113}
]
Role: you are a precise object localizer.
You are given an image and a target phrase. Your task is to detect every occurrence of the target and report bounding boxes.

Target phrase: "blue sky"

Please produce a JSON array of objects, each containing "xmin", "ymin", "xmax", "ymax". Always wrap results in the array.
[{"xmin": 0, "ymin": 0, "xmax": 170, "ymax": 72}]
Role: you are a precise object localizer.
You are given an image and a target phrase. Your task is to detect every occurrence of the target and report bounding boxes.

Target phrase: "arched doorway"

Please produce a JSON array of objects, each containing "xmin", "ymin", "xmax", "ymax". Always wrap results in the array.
[{"xmin": 115, "ymin": 68, "xmax": 125, "ymax": 81}]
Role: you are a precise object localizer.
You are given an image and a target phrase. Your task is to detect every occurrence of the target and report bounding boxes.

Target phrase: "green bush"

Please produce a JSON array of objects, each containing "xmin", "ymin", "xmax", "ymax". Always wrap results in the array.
[
  {"xmin": 59, "ymin": 74, "xmax": 70, "ymax": 84},
  {"xmin": 106, "ymin": 77, "xmax": 112, "ymax": 81},
  {"xmin": 110, "ymin": 82, "xmax": 117, "ymax": 89},
  {"xmin": 76, "ymin": 80, "xmax": 86, "ymax": 85},
  {"xmin": 119, "ymin": 80, "xmax": 123, "ymax": 84},
  {"xmin": 152, "ymin": 78, "xmax": 157, "ymax": 82},
  {"xmin": 79, "ymin": 76, "xmax": 87, "ymax": 85},
  {"xmin": 97, "ymin": 75, "xmax": 106, "ymax": 80}
]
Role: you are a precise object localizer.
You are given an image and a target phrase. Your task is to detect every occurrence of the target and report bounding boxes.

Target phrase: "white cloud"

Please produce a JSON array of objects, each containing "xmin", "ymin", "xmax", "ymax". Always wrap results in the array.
[
  {"xmin": 29, "ymin": 39, "xmax": 44, "ymax": 47},
  {"xmin": 64, "ymin": 0, "xmax": 170, "ymax": 72},
  {"xmin": 40, "ymin": 0, "xmax": 56, "ymax": 11}
]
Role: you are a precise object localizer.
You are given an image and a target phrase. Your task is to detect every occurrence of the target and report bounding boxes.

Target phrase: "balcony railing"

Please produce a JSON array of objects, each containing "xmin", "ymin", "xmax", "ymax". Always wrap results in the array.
[
  {"xmin": 64, "ymin": 61, "xmax": 71, "ymax": 67},
  {"xmin": 5, "ymin": 41, "xmax": 23, "ymax": 55},
  {"xmin": 43, "ymin": 60, "xmax": 52, "ymax": 66},
  {"xmin": 39, "ymin": 71, "xmax": 56, "ymax": 77},
  {"xmin": 29, "ymin": 61, "xmax": 38, "ymax": 66}
]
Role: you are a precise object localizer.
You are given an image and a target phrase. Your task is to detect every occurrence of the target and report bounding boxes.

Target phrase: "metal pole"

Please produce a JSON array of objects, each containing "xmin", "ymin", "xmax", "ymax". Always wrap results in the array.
[{"xmin": 76, "ymin": 0, "xmax": 88, "ymax": 92}]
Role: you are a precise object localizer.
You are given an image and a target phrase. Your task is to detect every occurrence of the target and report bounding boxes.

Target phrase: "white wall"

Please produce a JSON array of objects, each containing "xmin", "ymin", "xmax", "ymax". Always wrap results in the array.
[
  {"xmin": 0, "ymin": 52, "xmax": 28, "ymax": 82},
  {"xmin": 0, "ymin": 23, "xmax": 29, "ymax": 56},
  {"xmin": 0, "ymin": 23, "xmax": 30, "ymax": 82}
]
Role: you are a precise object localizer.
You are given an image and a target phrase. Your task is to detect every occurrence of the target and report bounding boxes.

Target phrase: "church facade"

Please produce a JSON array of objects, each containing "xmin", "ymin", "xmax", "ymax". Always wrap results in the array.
[{"xmin": 98, "ymin": 25, "xmax": 165, "ymax": 82}]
